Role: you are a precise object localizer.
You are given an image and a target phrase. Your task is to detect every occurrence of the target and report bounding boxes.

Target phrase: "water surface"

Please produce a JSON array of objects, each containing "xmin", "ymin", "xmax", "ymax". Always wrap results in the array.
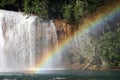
[{"xmin": 0, "ymin": 70, "xmax": 120, "ymax": 80}]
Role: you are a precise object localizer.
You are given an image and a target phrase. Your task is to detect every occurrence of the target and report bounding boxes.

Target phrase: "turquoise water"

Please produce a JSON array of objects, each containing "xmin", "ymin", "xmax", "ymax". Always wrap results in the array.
[{"xmin": 0, "ymin": 70, "xmax": 120, "ymax": 80}]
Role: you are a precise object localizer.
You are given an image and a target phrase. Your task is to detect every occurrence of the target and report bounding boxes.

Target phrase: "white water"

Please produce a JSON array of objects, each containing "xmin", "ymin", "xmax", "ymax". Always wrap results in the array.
[
  {"xmin": 34, "ymin": 18, "xmax": 58, "ymax": 68},
  {"xmin": 0, "ymin": 10, "xmax": 58, "ymax": 72},
  {"xmin": 0, "ymin": 12, "xmax": 6, "ymax": 72},
  {"xmin": 0, "ymin": 10, "xmax": 36, "ymax": 72}
]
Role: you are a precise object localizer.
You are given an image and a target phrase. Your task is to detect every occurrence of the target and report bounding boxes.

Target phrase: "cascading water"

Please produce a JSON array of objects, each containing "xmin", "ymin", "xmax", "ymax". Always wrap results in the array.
[
  {"xmin": 34, "ymin": 17, "xmax": 58, "ymax": 68},
  {"xmin": 0, "ymin": 10, "xmax": 36, "ymax": 72},
  {"xmin": 0, "ymin": 14, "xmax": 6, "ymax": 72},
  {"xmin": 0, "ymin": 10, "xmax": 58, "ymax": 72}
]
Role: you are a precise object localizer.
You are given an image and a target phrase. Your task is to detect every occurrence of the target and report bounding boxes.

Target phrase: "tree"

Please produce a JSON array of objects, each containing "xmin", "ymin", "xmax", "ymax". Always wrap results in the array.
[
  {"xmin": 73, "ymin": 0, "xmax": 85, "ymax": 24},
  {"xmin": 86, "ymin": 0, "xmax": 105, "ymax": 12},
  {"xmin": 99, "ymin": 27, "xmax": 120, "ymax": 68},
  {"xmin": 63, "ymin": 0, "xmax": 85, "ymax": 24},
  {"xmin": 23, "ymin": 0, "xmax": 48, "ymax": 18}
]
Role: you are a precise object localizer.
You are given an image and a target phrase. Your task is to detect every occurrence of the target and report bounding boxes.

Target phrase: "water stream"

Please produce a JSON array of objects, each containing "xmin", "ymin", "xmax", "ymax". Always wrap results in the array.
[{"xmin": 0, "ymin": 10, "xmax": 58, "ymax": 72}]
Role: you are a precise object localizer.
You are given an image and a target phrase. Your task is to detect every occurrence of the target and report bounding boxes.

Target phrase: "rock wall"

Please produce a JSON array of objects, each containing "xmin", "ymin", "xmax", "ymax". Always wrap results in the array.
[{"xmin": 53, "ymin": 19, "xmax": 76, "ymax": 43}]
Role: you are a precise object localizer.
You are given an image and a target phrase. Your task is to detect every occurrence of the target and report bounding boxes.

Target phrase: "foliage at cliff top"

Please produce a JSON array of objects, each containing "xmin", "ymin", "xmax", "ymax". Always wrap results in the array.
[{"xmin": 0, "ymin": 0, "xmax": 113, "ymax": 24}]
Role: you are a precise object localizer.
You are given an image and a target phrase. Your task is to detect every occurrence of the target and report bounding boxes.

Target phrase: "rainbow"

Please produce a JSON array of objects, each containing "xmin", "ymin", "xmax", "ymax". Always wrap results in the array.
[{"xmin": 28, "ymin": 1, "xmax": 120, "ymax": 73}]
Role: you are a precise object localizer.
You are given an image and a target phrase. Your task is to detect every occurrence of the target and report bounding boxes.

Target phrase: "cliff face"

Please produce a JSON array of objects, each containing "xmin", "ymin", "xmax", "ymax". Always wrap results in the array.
[{"xmin": 53, "ymin": 19, "xmax": 76, "ymax": 43}]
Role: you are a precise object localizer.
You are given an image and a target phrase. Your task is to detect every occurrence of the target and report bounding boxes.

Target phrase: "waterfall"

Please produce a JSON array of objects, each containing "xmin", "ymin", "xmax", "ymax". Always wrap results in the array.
[
  {"xmin": 34, "ymin": 18, "xmax": 58, "ymax": 68},
  {"xmin": 0, "ymin": 10, "xmax": 58, "ymax": 72},
  {"xmin": 0, "ymin": 10, "xmax": 36, "ymax": 72},
  {"xmin": 0, "ymin": 13, "xmax": 6, "ymax": 72}
]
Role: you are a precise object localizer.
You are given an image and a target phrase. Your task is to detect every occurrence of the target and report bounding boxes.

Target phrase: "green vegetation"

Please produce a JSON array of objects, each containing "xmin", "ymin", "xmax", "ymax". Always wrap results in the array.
[
  {"xmin": 0, "ymin": 0, "xmax": 23, "ymax": 11},
  {"xmin": 23, "ymin": 0, "xmax": 48, "ymax": 18},
  {"xmin": 0, "ymin": 0, "xmax": 112, "ymax": 24},
  {"xmin": 99, "ymin": 26, "xmax": 120, "ymax": 69}
]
